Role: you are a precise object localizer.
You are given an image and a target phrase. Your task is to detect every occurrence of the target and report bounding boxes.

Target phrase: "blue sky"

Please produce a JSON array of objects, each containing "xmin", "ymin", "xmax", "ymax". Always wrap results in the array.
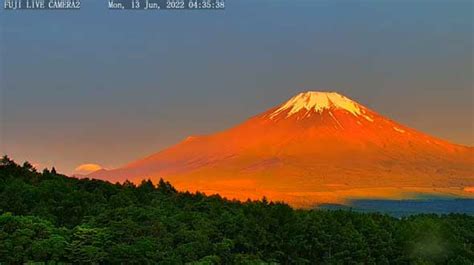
[{"xmin": 1, "ymin": 0, "xmax": 472, "ymax": 173}]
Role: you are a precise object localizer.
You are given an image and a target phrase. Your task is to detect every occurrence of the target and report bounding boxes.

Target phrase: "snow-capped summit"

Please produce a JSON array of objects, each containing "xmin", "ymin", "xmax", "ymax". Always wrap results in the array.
[{"xmin": 269, "ymin": 91, "xmax": 372, "ymax": 121}]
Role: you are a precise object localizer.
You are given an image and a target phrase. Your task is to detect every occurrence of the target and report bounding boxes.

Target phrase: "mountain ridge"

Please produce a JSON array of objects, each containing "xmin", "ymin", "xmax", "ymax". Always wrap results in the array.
[{"xmin": 89, "ymin": 91, "xmax": 473, "ymax": 207}]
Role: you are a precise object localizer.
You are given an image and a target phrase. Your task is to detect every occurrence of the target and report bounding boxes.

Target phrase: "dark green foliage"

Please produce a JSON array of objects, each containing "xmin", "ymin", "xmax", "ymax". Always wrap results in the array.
[
  {"xmin": 0, "ymin": 155, "xmax": 473, "ymax": 264},
  {"xmin": 0, "ymin": 213, "xmax": 68, "ymax": 263}
]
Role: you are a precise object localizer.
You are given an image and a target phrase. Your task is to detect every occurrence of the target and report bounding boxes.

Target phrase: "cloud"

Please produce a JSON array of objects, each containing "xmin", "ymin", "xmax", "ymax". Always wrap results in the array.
[{"xmin": 74, "ymin": 163, "xmax": 103, "ymax": 174}]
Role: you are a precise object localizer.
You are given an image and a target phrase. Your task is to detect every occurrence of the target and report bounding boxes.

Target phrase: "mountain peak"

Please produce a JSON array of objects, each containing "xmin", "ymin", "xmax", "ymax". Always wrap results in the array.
[
  {"xmin": 269, "ymin": 91, "xmax": 364, "ymax": 119},
  {"xmin": 88, "ymin": 90, "xmax": 472, "ymax": 207}
]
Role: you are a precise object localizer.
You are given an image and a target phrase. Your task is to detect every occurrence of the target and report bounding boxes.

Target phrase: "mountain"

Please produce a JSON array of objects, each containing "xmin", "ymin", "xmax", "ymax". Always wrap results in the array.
[{"xmin": 89, "ymin": 91, "xmax": 473, "ymax": 207}]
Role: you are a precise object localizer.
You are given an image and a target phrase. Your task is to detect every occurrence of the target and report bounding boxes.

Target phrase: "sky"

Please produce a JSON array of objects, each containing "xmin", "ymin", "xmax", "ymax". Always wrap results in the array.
[{"xmin": 1, "ymin": 0, "xmax": 473, "ymax": 175}]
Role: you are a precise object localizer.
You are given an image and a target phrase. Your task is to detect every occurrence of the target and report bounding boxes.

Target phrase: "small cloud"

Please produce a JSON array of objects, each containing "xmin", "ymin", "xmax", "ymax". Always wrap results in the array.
[{"xmin": 74, "ymin": 163, "xmax": 103, "ymax": 174}]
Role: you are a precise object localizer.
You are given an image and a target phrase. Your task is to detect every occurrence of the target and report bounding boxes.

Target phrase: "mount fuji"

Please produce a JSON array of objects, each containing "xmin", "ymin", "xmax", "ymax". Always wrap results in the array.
[{"xmin": 89, "ymin": 91, "xmax": 473, "ymax": 207}]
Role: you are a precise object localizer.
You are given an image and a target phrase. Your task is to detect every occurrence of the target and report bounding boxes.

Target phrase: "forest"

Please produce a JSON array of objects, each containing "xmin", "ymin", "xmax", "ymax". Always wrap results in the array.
[{"xmin": 0, "ymin": 155, "xmax": 472, "ymax": 264}]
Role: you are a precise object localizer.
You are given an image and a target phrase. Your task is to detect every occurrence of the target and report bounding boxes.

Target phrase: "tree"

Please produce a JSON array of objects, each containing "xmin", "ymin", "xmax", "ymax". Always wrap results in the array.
[
  {"xmin": 157, "ymin": 178, "xmax": 177, "ymax": 194},
  {"xmin": 0, "ymin": 157, "xmax": 473, "ymax": 264},
  {"xmin": 22, "ymin": 161, "xmax": 36, "ymax": 172},
  {"xmin": 1, "ymin": 155, "xmax": 15, "ymax": 167},
  {"xmin": 67, "ymin": 226, "xmax": 110, "ymax": 263},
  {"xmin": 0, "ymin": 213, "xmax": 68, "ymax": 263}
]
